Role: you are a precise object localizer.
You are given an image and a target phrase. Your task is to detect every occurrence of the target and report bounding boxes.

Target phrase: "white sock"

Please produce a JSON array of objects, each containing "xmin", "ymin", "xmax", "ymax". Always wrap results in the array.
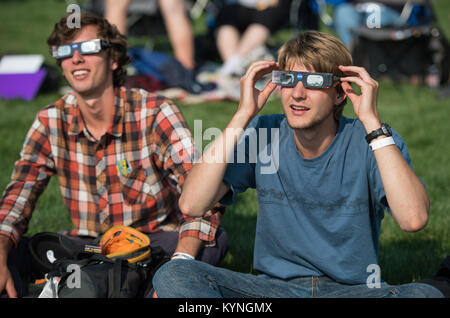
[{"xmin": 218, "ymin": 55, "xmax": 243, "ymax": 76}]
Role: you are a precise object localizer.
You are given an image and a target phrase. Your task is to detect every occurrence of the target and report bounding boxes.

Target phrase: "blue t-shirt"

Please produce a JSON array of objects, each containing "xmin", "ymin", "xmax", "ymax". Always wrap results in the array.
[{"xmin": 221, "ymin": 115, "xmax": 413, "ymax": 284}]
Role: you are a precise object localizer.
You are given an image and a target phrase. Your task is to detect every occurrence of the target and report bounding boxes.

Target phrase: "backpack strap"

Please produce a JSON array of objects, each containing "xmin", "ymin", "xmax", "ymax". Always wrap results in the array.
[{"xmin": 111, "ymin": 259, "xmax": 125, "ymax": 298}]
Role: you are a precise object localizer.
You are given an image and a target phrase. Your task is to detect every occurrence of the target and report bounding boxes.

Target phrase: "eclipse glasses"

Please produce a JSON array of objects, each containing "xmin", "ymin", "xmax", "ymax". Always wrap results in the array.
[
  {"xmin": 52, "ymin": 39, "xmax": 111, "ymax": 59},
  {"xmin": 272, "ymin": 70, "xmax": 343, "ymax": 89}
]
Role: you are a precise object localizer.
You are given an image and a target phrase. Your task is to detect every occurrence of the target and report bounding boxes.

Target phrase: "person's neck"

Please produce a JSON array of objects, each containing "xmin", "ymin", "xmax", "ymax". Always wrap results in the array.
[
  {"xmin": 74, "ymin": 85, "xmax": 116, "ymax": 141},
  {"xmin": 292, "ymin": 117, "xmax": 339, "ymax": 159}
]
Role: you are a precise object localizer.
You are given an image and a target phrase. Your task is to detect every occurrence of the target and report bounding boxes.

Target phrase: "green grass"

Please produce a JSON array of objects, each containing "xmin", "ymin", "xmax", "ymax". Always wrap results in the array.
[{"xmin": 0, "ymin": 0, "xmax": 449, "ymax": 286}]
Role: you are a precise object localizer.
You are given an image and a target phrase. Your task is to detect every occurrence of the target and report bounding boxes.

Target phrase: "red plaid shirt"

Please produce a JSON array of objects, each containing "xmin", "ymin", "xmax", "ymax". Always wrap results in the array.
[{"xmin": 0, "ymin": 87, "xmax": 222, "ymax": 246}]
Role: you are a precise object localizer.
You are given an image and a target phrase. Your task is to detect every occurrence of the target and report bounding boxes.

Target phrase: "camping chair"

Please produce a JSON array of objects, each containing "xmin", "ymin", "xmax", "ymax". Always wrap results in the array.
[{"xmin": 349, "ymin": 0, "xmax": 449, "ymax": 84}]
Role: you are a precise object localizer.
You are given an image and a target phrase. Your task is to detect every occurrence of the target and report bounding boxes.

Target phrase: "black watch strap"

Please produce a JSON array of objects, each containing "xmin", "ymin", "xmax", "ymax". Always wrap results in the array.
[{"xmin": 365, "ymin": 123, "xmax": 392, "ymax": 144}]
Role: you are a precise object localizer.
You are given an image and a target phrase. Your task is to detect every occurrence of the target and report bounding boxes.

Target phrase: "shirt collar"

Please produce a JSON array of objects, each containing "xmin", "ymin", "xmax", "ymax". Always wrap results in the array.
[{"xmin": 66, "ymin": 88, "xmax": 125, "ymax": 138}]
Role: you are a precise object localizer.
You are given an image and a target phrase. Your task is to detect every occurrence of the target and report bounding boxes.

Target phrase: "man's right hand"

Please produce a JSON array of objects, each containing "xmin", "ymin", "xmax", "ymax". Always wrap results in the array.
[
  {"xmin": 179, "ymin": 61, "xmax": 278, "ymax": 217},
  {"xmin": 237, "ymin": 61, "xmax": 278, "ymax": 121},
  {"xmin": 0, "ymin": 236, "xmax": 17, "ymax": 298}
]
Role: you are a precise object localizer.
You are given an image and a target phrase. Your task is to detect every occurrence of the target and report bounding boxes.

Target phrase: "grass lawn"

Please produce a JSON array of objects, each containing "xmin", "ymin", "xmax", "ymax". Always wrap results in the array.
[{"xmin": 0, "ymin": 0, "xmax": 449, "ymax": 286}]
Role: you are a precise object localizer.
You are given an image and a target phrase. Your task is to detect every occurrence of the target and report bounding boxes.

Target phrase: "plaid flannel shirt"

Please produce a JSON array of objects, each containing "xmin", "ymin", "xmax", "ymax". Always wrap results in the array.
[{"xmin": 0, "ymin": 87, "xmax": 222, "ymax": 246}]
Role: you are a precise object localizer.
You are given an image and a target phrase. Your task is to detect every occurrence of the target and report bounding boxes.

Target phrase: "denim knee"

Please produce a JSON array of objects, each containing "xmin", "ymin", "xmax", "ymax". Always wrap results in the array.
[
  {"xmin": 153, "ymin": 259, "xmax": 212, "ymax": 297},
  {"xmin": 397, "ymin": 283, "xmax": 445, "ymax": 298},
  {"xmin": 153, "ymin": 260, "xmax": 185, "ymax": 295}
]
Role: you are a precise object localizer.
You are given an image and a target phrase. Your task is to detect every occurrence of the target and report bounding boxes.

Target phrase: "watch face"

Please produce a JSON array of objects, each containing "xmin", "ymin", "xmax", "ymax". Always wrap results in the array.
[
  {"xmin": 381, "ymin": 124, "xmax": 392, "ymax": 136},
  {"xmin": 366, "ymin": 124, "xmax": 392, "ymax": 144}
]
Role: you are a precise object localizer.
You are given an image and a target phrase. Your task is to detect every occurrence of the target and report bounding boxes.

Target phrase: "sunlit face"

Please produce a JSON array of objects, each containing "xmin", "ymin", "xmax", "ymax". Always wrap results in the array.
[
  {"xmin": 279, "ymin": 61, "xmax": 344, "ymax": 131},
  {"xmin": 60, "ymin": 25, "xmax": 117, "ymax": 98}
]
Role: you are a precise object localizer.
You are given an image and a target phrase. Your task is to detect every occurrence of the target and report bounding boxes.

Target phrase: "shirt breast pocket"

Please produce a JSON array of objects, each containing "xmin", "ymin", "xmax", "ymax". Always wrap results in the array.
[{"xmin": 119, "ymin": 166, "xmax": 154, "ymax": 205}]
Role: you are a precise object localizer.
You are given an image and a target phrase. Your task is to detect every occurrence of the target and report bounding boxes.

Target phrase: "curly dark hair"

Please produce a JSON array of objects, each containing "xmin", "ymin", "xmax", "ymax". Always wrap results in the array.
[{"xmin": 47, "ymin": 13, "xmax": 131, "ymax": 87}]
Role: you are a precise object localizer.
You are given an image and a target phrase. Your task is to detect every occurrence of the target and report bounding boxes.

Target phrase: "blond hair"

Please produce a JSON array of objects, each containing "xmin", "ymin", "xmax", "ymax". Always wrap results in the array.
[{"xmin": 278, "ymin": 31, "xmax": 352, "ymax": 120}]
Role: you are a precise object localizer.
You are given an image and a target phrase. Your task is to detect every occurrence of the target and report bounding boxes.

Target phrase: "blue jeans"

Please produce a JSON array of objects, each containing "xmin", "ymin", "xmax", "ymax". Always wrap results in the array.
[
  {"xmin": 153, "ymin": 259, "xmax": 444, "ymax": 298},
  {"xmin": 334, "ymin": 3, "xmax": 406, "ymax": 47}
]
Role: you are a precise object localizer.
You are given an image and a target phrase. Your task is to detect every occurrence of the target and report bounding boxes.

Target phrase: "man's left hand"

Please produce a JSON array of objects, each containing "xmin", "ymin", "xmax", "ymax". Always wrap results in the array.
[{"xmin": 338, "ymin": 65, "xmax": 382, "ymax": 133}]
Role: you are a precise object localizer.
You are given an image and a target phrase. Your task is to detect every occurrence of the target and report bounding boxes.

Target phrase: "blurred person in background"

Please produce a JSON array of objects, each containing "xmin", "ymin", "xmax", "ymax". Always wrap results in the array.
[
  {"xmin": 213, "ymin": 0, "xmax": 292, "ymax": 77},
  {"xmin": 105, "ymin": 0, "xmax": 196, "ymax": 71}
]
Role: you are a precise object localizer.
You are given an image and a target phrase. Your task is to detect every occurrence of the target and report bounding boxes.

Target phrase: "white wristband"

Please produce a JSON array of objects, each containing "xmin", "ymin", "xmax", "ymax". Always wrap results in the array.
[
  {"xmin": 369, "ymin": 136, "xmax": 395, "ymax": 151},
  {"xmin": 171, "ymin": 252, "xmax": 195, "ymax": 260}
]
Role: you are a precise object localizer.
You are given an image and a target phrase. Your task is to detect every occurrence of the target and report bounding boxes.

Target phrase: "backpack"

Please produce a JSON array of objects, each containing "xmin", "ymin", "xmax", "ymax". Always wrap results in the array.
[
  {"xmin": 29, "ymin": 226, "xmax": 170, "ymax": 298},
  {"xmin": 128, "ymin": 48, "xmax": 216, "ymax": 94}
]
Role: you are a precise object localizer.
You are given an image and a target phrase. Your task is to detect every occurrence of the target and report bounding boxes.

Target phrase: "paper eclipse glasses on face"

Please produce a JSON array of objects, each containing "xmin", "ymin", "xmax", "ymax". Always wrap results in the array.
[
  {"xmin": 52, "ymin": 39, "xmax": 111, "ymax": 59},
  {"xmin": 272, "ymin": 70, "xmax": 342, "ymax": 89}
]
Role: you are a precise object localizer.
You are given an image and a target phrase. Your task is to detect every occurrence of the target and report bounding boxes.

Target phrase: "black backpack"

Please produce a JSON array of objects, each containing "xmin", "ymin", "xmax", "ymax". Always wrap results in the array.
[
  {"xmin": 45, "ymin": 246, "xmax": 169, "ymax": 298},
  {"xmin": 28, "ymin": 228, "xmax": 170, "ymax": 298}
]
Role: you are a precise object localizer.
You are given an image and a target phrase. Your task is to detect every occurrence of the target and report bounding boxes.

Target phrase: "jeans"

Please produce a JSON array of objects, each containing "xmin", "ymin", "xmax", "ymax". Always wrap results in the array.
[
  {"xmin": 153, "ymin": 259, "xmax": 444, "ymax": 298},
  {"xmin": 334, "ymin": 3, "xmax": 406, "ymax": 47}
]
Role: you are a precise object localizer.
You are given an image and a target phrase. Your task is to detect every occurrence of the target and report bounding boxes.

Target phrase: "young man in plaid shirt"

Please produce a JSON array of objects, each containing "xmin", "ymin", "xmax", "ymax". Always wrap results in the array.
[{"xmin": 0, "ymin": 13, "xmax": 228, "ymax": 298}]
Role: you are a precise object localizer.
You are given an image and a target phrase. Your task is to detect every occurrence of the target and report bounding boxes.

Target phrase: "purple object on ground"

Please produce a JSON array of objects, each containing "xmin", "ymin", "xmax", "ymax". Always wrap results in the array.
[{"xmin": 0, "ymin": 68, "xmax": 47, "ymax": 101}]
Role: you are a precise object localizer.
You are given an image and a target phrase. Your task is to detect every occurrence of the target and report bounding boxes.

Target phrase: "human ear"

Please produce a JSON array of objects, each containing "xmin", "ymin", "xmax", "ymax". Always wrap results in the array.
[
  {"xmin": 334, "ymin": 85, "xmax": 347, "ymax": 106},
  {"xmin": 111, "ymin": 59, "xmax": 118, "ymax": 71}
]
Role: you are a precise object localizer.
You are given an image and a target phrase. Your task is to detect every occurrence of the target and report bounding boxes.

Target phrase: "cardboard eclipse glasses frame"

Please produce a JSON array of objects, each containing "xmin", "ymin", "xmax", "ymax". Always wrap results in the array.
[
  {"xmin": 272, "ymin": 70, "xmax": 343, "ymax": 89},
  {"xmin": 52, "ymin": 39, "xmax": 111, "ymax": 59}
]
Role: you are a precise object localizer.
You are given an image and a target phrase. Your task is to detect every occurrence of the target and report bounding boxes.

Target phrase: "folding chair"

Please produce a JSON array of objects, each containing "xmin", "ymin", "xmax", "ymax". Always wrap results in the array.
[{"xmin": 349, "ymin": 0, "xmax": 448, "ymax": 83}]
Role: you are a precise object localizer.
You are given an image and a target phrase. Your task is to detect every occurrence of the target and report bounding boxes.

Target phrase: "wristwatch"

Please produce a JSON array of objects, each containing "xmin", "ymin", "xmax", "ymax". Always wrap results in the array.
[{"xmin": 365, "ymin": 123, "xmax": 392, "ymax": 144}]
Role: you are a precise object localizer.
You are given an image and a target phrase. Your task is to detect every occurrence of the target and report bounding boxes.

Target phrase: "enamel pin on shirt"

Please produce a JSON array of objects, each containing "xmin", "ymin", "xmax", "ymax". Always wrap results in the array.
[{"xmin": 116, "ymin": 158, "xmax": 132, "ymax": 176}]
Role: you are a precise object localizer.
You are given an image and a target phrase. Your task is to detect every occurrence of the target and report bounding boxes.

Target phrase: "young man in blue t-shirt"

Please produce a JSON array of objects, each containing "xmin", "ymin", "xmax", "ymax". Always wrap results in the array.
[{"xmin": 152, "ymin": 31, "xmax": 444, "ymax": 297}]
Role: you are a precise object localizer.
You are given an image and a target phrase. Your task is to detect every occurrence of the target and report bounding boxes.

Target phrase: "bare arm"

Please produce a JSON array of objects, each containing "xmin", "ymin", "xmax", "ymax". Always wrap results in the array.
[
  {"xmin": 371, "ymin": 143, "xmax": 430, "ymax": 231},
  {"xmin": 340, "ymin": 65, "xmax": 430, "ymax": 232},
  {"xmin": 179, "ymin": 61, "xmax": 278, "ymax": 216},
  {"xmin": 158, "ymin": 0, "xmax": 195, "ymax": 70},
  {"xmin": 104, "ymin": 0, "xmax": 132, "ymax": 36}
]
